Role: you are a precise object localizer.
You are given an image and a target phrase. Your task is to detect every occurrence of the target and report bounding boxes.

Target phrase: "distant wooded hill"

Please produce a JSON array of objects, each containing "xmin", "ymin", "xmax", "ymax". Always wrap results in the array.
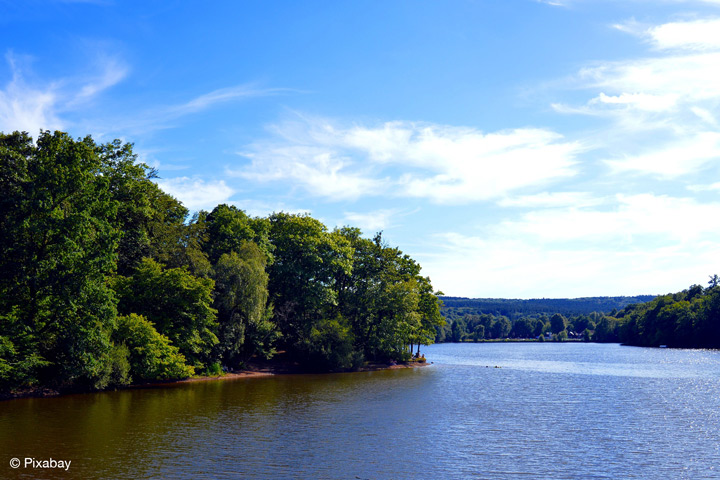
[{"xmin": 440, "ymin": 295, "xmax": 656, "ymax": 320}]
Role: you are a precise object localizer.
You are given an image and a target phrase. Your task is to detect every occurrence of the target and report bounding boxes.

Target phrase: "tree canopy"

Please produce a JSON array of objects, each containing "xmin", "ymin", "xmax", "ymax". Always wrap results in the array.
[{"xmin": 0, "ymin": 130, "xmax": 444, "ymax": 394}]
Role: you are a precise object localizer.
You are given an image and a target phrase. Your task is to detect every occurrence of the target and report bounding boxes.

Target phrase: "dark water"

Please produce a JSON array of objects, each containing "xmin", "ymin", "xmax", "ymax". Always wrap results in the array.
[{"xmin": 2, "ymin": 343, "xmax": 720, "ymax": 479}]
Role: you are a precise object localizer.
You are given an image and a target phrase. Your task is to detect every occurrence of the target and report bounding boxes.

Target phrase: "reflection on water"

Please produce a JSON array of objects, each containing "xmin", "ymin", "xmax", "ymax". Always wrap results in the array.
[{"xmin": 2, "ymin": 343, "xmax": 720, "ymax": 479}]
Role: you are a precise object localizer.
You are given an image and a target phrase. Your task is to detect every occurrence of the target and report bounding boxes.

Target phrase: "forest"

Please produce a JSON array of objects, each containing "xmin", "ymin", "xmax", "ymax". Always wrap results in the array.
[
  {"xmin": 437, "ymin": 295, "xmax": 654, "ymax": 343},
  {"xmin": 438, "ymin": 284, "xmax": 720, "ymax": 348},
  {"xmin": 436, "ymin": 310, "xmax": 607, "ymax": 343},
  {"xmin": 593, "ymin": 278, "xmax": 720, "ymax": 348},
  {"xmin": 440, "ymin": 296, "xmax": 655, "ymax": 318},
  {"xmin": 0, "ymin": 131, "xmax": 444, "ymax": 394}
]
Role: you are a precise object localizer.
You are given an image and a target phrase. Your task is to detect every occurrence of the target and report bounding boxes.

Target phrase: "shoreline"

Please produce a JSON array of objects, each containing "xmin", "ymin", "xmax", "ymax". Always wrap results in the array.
[
  {"xmin": 157, "ymin": 359, "xmax": 431, "ymax": 385},
  {"xmin": 0, "ymin": 360, "xmax": 431, "ymax": 402}
]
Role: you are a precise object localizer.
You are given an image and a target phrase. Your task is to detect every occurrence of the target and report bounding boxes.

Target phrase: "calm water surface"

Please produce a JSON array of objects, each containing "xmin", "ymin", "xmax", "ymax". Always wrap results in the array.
[{"xmin": 2, "ymin": 343, "xmax": 720, "ymax": 479}]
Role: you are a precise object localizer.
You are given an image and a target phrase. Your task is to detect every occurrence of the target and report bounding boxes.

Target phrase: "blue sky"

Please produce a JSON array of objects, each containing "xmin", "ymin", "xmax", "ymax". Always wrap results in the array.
[{"xmin": 3, "ymin": 0, "xmax": 720, "ymax": 298}]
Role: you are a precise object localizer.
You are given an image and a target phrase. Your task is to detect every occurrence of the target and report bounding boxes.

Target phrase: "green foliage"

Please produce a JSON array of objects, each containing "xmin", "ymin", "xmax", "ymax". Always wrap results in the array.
[
  {"xmin": 491, "ymin": 317, "xmax": 512, "ymax": 339},
  {"xmin": 611, "ymin": 282, "xmax": 720, "ymax": 348},
  {"xmin": 97, "ymin": 344, "xmax": 132, "ymax": 389},
  {"xmin": 114, "ymin": 258, "xmax": 218, "ymax": 369},
  {"xmin": 114, "ymin": 314, "xmax": 194, "ymax": 381},
  {"xmin": 204, "ymin": 362, "xmax": 223, "ymax": 376},
  {"xmin": 213, "ymin": 243, "xmax": 276, "ymax": 365},
  {"xmin": 1, "ymin": 129, "xmax": 446, "ymax": 389},
  {"xmin": 268, "ymin": 213, "xmax": 353, "ymax": 355},
  {"xmin": 301, "ymin": 315, "xmax": 362, "ymax": 371},
  {"xmin": 0, "ymin": 131, "xmax": 120, "ymax": 389},
  {"xmin": 204, "ymin": 204, "xmax": 273, "ymax": 265},
  {"xmin": 550, "ymin": 314, "xmax": 567, "ymax": 334}
]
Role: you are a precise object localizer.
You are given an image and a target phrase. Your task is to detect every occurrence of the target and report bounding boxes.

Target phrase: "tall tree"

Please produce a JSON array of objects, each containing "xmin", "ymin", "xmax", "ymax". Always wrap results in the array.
[
  {"xmin": 114, "ymin": 258, "xmax": 218, "ymax": 369},
  {"xmin": 213, "ymin": 242, "xmax": 276, "ymax": 366},
  {"xmin": 0, "ymin": 131, "xmax": 120, "ymax": 388},
  {"xmin": 267, "ymin": 213, "xmax": 353, "ymax": 359}
]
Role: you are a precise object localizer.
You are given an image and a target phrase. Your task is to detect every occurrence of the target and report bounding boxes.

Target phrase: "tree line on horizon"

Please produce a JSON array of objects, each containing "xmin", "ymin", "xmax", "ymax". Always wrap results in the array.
[
  {"xmin": 436, "ymin": 311, "xmax": 605, "ymax": 343},
  {"xmin": 438, "ymin": 281, "xmax": 720, "ymax": 348},
  {"xmin": 440, "ymin": 295, "xmax": 656, "ymax": 319},
  {"xmin": 0, "ymin": 130, "xmax": 444, "ymax": 394}
]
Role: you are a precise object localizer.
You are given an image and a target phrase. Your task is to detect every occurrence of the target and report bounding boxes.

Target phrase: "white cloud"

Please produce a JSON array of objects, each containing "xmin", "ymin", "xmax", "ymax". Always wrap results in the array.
[
  {"xmin": 0, "ymin": 53, "xmax": 63, "ymax": 134},
  {"xmin": 0, "ymin": 50, "xmax": 127, "ymax": 135},
  {"xmin": 691, "ymin": 106, "xmax": 719, "ymax": 125},
  {"xmin": 498, "ymin": 192, "xmax": 604, "ymax": 208},
  {"xmin": 418, "ymin": 194, "xmax": 720, "ymax": 297},
  {"xmin": 343, "ymin": 209, "xmax": 402, "ymax": 233},
  {"xmin": 420, "ymin": 234, "xmax": 720, "ymax": 298},
  {"xmin": 71, "ymin": 56, "xmax": 127, "ymax": 104},
  {"xmin": 228, "ymin": 199, "xmax": 311, "ymax": 218},
  {"xmin": 687, "ymin": 181, "xmax": 720, "ymax": 191},
  {"xmin": 154, "ymin": 177, "xmax": 235, "ymax": 212},
  {"xmin": 604, "ymin": 131, "xmax": 720, "ymax": 177},
  {"xmin": 588, "ymin": 92, "xmax": 679, "ymax": 112},
  {"xmin": 234, "ymin": 144, "xmax": 387, "ymax": 201},
  {"xmin": 232, "ymin": 117, "xmax": 583, "ymax": 204},
  {"xmin": 646, "ymin": 18, "xmax": 720, "ymax": 51},
  {"xmin": 578, "ymin": 52, "xmax": 720, "ymax": 109},
  {"xmin": 170, "ymin": 85, "xmax": 286, "ymax": 116},
  {"xmin": 499, "ymin": 194, "xmax": 720, "ymax": 244}
]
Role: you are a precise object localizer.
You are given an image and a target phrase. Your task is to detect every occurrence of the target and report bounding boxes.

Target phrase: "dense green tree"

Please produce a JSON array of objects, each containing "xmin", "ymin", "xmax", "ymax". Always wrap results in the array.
[
  {"xmin": 512, "ymin": 318, "xmax": 534, "ymax": 338},
  {"xmin": 113, "ymin": 314, "xmax": 194, "ymax": 381},
  {"xmin": 267, "ymin": 213, "xmax": 353, "ymax": 363},
  {"xmin": 1, "ymin": 129, "xmax": 449, "ymax": 389},
  {"xmin": 593, "ymin": 316, "xmax": 619, "ymax": 343},
  {"xmin": 550, "ymin": 313, "xmax": 567, "ymax": 334},
  {"xmin": 204, "ymin": 204, "xmax": 273, "ymax": 265},
  {"xmin": 114, "ymin": 258, "xmax": 218, "ymax": 369},
  {"xmin": 0, "ymin": 131, "xmax": 119, "ymax": 389},
  {"xmin": 213, "ymin": 243, "xmax": 276, "ymax": 365},
  {"xmin": 472, "ymin": 324, "xmax": 485, "ymax": 342},
  {"xmin": 336, "ymin": 229, "xmax": 443, "ymax": 360},
  {"xmin": 298, "ymin": 314, "xmax": 361, "ymax": 371},
  {"xmin": 491, "ymin": 317, "xmax": 511, "ymax": 339}
]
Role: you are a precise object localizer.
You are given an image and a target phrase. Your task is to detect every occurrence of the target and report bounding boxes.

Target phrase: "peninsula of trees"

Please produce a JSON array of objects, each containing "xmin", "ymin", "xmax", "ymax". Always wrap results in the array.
[{"xmin": 0, "ymin": 131, "xmax": 444, "ymax": 394}]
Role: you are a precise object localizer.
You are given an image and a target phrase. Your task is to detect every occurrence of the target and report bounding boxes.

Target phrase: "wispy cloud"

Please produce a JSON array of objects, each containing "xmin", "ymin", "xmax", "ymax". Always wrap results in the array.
[
  {"xmin": 230, "ymin": 116, "xmax": 584, "ymax": 204},
  {"xmin": 71, "ymin": 55, "xmax": 128, "ymax": 105},
  {"xmin": 111, "ymin": 84, "xmax": 288, "ymax": 136},
  {"xmin": 342, "ymin": 208, "xmax": 413, "ymax": 234},
  {"xmin": 617, "ymin": 17, "xmax": 720, "ymax": 51},
  {"xmin": 551, "ymin": 14, "xmax": 720, "ymax": 180},
  {"xmin": 154, "ymin": 177, "xmax": 235, "ymax": 212},
  {"xmin": 497, "ymin": 192, "xmax": 604, "ymax": 208},
  {"xmin": 0, "ymin": 50, "xmax": 127, "ymax": 135},
  {"xmin": 0, "ymin": 52, "xmax": 63, "ymax": 134},
  {"xmin": 604, "ymin": 132, "xmax": 720, "ymax": 177},
  {"xmin": 169, "ymin": 85, "xmax": 289, "ymax": 117},
  {"xmin": 497, "ymin": 193, "xmax": 720, "ymax": 244},
  {"xmin": 419, "ymin": 193, "xmax": 720, "ymax": 297}
]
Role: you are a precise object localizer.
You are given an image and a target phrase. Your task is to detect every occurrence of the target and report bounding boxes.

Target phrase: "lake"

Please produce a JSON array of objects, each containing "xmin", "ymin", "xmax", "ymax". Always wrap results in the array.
[{"xmin": 2, "ymin": 342, "xmax": 720, "ymax": 479}]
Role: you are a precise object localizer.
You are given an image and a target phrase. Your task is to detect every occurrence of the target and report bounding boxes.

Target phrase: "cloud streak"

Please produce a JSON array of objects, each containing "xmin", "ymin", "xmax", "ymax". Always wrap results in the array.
[
  {"xmin": 154, "ymin": 177, "xmax": 235, "ymax": 212},
  {"xmin": 231, "ymin": 116, "xmax": 584, "ymax": 204},
  {"xmin": 419, "ymin": 193, "xmax": 720, "ymax": 297},
  {"xmin": 0, "ymin": 50, "xmax": 127, "ymax": 135}
]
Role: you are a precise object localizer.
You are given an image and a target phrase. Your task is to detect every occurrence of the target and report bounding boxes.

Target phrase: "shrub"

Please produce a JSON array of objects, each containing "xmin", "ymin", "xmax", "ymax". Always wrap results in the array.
[{"xmin": 114, "ymin": 314, "xmax": 194, "ymax": 381}]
